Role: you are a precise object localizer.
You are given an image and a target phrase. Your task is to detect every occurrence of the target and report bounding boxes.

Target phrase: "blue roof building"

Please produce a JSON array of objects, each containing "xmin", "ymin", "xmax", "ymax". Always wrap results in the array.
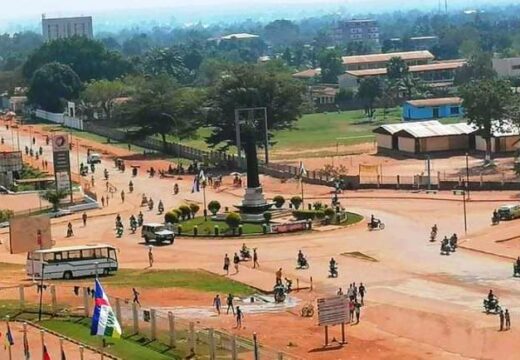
[{"xmin": 402, "ymin": 97, "xmax": 463, "ymax": 121}]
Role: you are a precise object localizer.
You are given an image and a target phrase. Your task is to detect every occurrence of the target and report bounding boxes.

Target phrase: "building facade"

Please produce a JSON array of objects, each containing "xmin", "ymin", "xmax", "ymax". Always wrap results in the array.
[
  {"xmin": 342, "ymin": 51, "xmax": 434, "ymax": 71},
  {"xmin": 492, "ymin": 57, "xmax": 520, "ymax": 78},
  {"xmin": 402, "ymin": 97, "xmax": 463, "ymax": 121},
  {"xmin": 42, "ymin": 16, "xmax": 93, "ymax": 42},
  {"xmin": 333, "ymin": 19, "xmax": 380, "ymax": 46}
]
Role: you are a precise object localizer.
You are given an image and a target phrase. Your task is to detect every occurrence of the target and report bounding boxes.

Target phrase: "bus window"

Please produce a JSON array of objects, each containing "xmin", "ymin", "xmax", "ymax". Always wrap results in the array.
[
  {"xmin": 55, "ymin": 252, "xmax": 63, "ymax": 262},
  {"xmin": 82, "ymin": 249, "xmax": 94, "ymax": 259},
  {"xmin": 66, "ymin": 251, "xmax": 81, "ymax": 261},
  {"xmin": 108, "ymin": 248, "xmax": 117, "ymax": 260},
  {"xmin": 43, "ymin": 253, "xmax": 54, "ymax": 262}
]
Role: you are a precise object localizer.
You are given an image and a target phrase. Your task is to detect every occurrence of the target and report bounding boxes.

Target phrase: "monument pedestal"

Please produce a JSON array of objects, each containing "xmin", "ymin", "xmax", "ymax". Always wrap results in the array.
[{"xmin": 235, "ymin": 187, "xmax": 273, "ymax": 223}]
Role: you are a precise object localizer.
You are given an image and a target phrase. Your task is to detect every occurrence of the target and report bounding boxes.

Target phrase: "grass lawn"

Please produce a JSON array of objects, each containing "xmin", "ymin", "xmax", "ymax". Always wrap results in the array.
[
  {"xmin": 343, "ymin": 212, "xmax": 364, "ymax": 226},
  {"xmin": 177, "ymin": 216, "xmax": 265, "ymax": 236},
  {"xmin": 95, "ymin": 269, "xmax": 254, "ymax": 296},
  {"xmin": 42, "ymin": 318, "xmax": 181, "ymax": 360}
]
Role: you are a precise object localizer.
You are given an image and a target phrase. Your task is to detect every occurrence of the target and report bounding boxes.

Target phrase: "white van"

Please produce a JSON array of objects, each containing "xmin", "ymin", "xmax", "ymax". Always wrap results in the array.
[
  {"xmin": 87, "ymin": 153, "xmax": 102, "ymax": 164},
  {"xmin": 26, "ymin": 244, "xmax": 118, "ymax": 280}
]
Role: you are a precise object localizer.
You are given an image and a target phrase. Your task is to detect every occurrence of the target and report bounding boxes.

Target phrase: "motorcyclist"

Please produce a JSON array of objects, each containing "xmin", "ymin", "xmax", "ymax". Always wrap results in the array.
[
  {"xmin": 104, "ymin": 169, "xmax": 109, "ymax": 180},
  {"xmin": 129, "ymin": 180, "xmax": 134, "ymax": 193},
  {"xmin": 370, "ymin": 214, "xmax": 376, "ymax": 228},
  {"xmin": 173, "ymin": 183, "xmax": 179, "ymax": 195},
  {"xmin": 492, "ymin": 209, "xmax": 500, "ymax": 224},
  {"xmin": 138, "ymin": 211, "xmax": 144, "ymax": 226},
  {"xmin": 487, "ymin": 289, "xmax": 496, "ymax": 304},
  {"xmin": 329, "ymin": 257, "xmax": 337, "ymax": 276},
  {"xmin": 449, "ymin": 233, "xmax": 458, "ymax": 249},
  {"xmin": 430, "ymin": 224, "xmax": 438, "ymax": 241},
  {"xmin": 432, "ymin": 224, "xmax": 438, "ymax": 235},
  {"xmin": 158, "ymin": 200, "xmax": 164, "ymax": 214},
  {"xmin": 241, "ymin": 243, "xmax": 250, "ymax": 257},
  {"xmin": 516, "ymin": 256, "xmax": 520, "ymax": 269},
  {"xmin": 148, "ymin": 198, "xmax": 154, "ymax": 211},
  {"xmin": 116, "ymin": 214, "xmax": 121, "ymax": 224}
]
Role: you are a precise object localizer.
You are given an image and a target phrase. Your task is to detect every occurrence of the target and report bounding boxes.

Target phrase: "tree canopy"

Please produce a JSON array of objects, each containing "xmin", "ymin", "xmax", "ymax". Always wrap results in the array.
[
  {"xmin": 205, "ymin": 64, "xmax": 305, "ymax": 151},
  {"xmin": 22, "ymin": 37, "xmax": 132, "ymax": 82},
  {"xmin": 81, "ymin": 79, "xmax": 133, "ymax": 121},
  {"xmin": 357, "ymin": 77, "xmax": 382, "ymax": 118},
  {"xmin": 318, "ymin": 49, "xmax": 343, "ymax": 84},
  {"xmin": 27, "ymin": 62, "xmax": 82, "ymax": 113}
]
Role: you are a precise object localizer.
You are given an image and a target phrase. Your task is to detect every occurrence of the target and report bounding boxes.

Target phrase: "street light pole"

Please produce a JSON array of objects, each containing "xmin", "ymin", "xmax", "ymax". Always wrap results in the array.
[
  {"xmin": 463, "ymin": 190, "xmax": 467, "ymax": 234},
  {"xmin": 465, "ymin": 152, "xmax": 470, "ymax": 199}
]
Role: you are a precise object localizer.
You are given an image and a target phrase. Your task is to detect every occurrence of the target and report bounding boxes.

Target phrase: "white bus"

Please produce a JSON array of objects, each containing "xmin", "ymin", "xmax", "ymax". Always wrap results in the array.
[{"xmin": 26, "ymin": 244, "xmax": 118, "ymax": 280}]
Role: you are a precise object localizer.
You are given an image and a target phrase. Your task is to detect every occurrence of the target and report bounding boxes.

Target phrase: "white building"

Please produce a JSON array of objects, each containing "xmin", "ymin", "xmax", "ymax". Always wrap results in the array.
[
  {"xmin": 492, "ymin": 57, "xmax": 520, "ymax": 78},
  {"xmin": 42, "ymin": 15, "xmax": 93, "ymax": 42}
]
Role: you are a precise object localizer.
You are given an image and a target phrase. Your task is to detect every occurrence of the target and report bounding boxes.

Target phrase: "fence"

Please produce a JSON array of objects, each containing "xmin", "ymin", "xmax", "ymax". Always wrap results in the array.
[
  {"xmin": 34, "ymin": 110, "xmax": 84, "ymax": 130},
  {"xmin": 0, "ymin": 283, "xmax": 299, "ymax": 360}
]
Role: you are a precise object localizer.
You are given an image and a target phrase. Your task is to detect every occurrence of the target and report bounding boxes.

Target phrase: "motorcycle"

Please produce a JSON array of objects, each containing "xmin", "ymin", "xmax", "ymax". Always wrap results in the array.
[
  {"xmin": 492, "ymin": 215, "xmax": 500, "ymax": 225},
  {"xmin": 116, "ymin": 226, "xmax": 124, "ymax": 238},
  {"xmin": 329, "ymin": 265, "xmax": 338, "ymax": 278},
  {"xmin": 240, "ymin": 248, "xmax": 251, "ymax": 261},
  {"xmin": 430, "ymin": 229, "xmax": 437, "ymax": 242},
  {"xmin": 449, "ymin": 236, "xmax": 458, "ymax": 252},
  {"xmin": 514, "ymin": 263, "xmax": 520, "ymax": 277},
  {"xmin": 141, "ymin": 195, "xmax": 148, "ymax": 207},
  {"xmin": 129, "ymin": 181, "xmax": 134, "ymax": 193},
  {"xmin": 130, "ymin": 218, "xmax": 137, "ymax": 234},
  {"xmin": 440, "ymin": 241, "xmax": 451, "ymax": 255},
  {"xmin": 297, "ymin": 257, "xmax": 309, "ymax": 269},
  {"xmin": 148, "ymin": 199, "xmax": 154, "ymax": 211},
  {"xmin": 483, "ymin": 298, "xmax": 501, "ymax": 314},
  {"xmin": 368, "ymin": 220, "xmax": 385, "ymax": 231},
  {"xmin": 137, "ymin": 214, "xmax": 144, "ymax": 227}
]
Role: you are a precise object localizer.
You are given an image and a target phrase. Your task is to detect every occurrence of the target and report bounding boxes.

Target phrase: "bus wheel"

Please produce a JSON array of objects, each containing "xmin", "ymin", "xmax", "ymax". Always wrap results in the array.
[
  {"xmin": 63, "ymin": 271, "xmax": 73, "ymax": 280},
  {"xmin": 103, "ymin": 268, "xmax": 110, "ymax": 276}
]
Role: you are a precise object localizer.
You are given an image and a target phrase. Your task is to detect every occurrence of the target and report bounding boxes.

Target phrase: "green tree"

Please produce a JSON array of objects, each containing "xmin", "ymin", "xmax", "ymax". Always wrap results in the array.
[
  {"xmin": 290, "ymin": 196, "xmax": 303, "ymax": 210},
  {"xmin": 23, "ymin": 37, "xmax": 132, "ymax": 82},
  {"xmin": 272, "ymin": 195, "xmax": 285, "ymax": 208},
  {"xmin": 41, "ymin": 188, "xmax": 69, "ymax": 211},
  {"xmin": 318, "ymin": 49, "xmax": 343, "ymax": 84},
  {"xmin": 122, "ymin": 34, "xmax": 151, "ymax": 57},
  {"xmin": 357, "ymin": 77, "xmax": 382, "ymax": 118},
  {"xmin": 208, "ymin": 200, "xmax": 221, "ymax": 215},
  {"xmin": 264, "ymin": 20, "xmax": 300, "ymax": 46},
  {"xmin": 142, "ymin": 48, "xmax": 190, "ymax": 83},
  {"xmin": 386, "ymin": 57, "xmax": 409, "ymax": 80},
  {"xmin": 460, "ymin": 79, "xmax": 512, "ymax": 162},
  {"xmin": 225, "ymin": 212, "xmax": 242, "ymax": 235},
  {"xmin": 205, "ymin": 64, "xmax": 305, "ymax": 150},
  {"xmin": 116, "ymin": 75, "xmax": 205, "ymax": 151},
  {"xmin": 189, "ymin": 203, "xmax": 200, "ymax": 217},
  {"xmin": 81, "ymin": 79, "xmax": 132, "ymax": 121},
  {"xmin": 27, "ymin": 62, "xmax": 82, "ymax": 112},
  {"xmin": 454, "ymin": 52, "xmax": 496, "ymax": 85}
]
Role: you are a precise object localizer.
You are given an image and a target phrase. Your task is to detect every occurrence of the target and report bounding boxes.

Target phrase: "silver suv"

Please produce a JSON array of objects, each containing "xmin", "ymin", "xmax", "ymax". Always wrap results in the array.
[{"xmin": 141, "ymin": 223, "xmax": 175, "ymax": 245}]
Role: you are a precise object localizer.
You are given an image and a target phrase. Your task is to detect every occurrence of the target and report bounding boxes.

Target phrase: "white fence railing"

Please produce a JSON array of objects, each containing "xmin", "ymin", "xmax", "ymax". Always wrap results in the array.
[{"xmin": 35, "ymin": 110, "xmax": 84, "ymax": 130}]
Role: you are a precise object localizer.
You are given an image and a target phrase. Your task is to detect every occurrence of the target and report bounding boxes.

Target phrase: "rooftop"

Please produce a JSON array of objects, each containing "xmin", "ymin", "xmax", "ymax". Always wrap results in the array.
[
  {"xmin": 292, "ymin": 68, "xmax": 321, "ymax": 79},
  {"xmin": 406, "ymin": 97, "xmax": 462, "ymax": 107},
  {"xmin": 342, "ymin": 50, "xmax": 434, "ymax": 65},
  {"xmin": 345, "ymin": 60, "xmax": 467, "ymax": 77},
  {"xmin": 374, "ymin": 120, "xmax": 476, "ymax": 138},
  {"xmin": 219, "ymin": 33, "xmax": 259, "ymax": 40},
  {"xmin": 32, "ymin": 244, "xmax": 116, "ymax": 254}
]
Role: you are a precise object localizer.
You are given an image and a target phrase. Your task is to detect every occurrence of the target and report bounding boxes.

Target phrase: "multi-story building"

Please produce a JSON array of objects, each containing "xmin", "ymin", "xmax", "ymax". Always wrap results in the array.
[
  {"xmin": 42, "ymin": 15, "xmax": 93, "ymax": 42},
  {"xmin": 342, "ymin": 51, "xmax": 435, "ymax": 71},
  {"xmin": 492, "ymin": 57, "xmax": 520, "ymax": 78},
  {"xmin": 333, "ymin": 19, "xmax": 380, "ymax": 47}
]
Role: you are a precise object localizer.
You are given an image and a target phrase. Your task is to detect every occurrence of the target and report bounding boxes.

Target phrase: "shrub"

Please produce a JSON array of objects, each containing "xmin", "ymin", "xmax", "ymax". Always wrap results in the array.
[
  {"xmin": 225, "ymin": 212, "xmax": 242, "ymax": 235},
  {"xmin": 315, "ymin": 210, "xmax": 325, "ymax": 219},
  {"xmin": 189, "ymin": 203, "xmax": 200, "ymax": 217},
  {"xmin": 179, "ymin": 205, "xmax": 191, "ymax": 220},
  {"xmin": 164, "ymin": 211, "xmax": 179, "ymax": 224},
  {"xmin": 292, "ymin": 210, "xmax": 318, "ymax": 221},
  {"xmin": 273, "ymin": 195, "xmax": 285, "ymax": 208},
  {"xmin": 0, "ymin": 209, "xmax": 14, "ymax": 223},
  {"xmin": 324, "ymin": 207, "xmax": 335, "ymax": 218},
  {"xmin": 208, "ymin": 200, "xmax": 221, "ymax": 216},
  {"xmin": 290, "ymin": 196, "xmax": 303, "ymax": 210},
  {"xmin": 313, "ymin": 201, "xmax": 323, "ymax": 210},
  {"xmin": 171, "ymin": 208, "xmax": 181, "ymax": 219},
  {"xmin": 263, "ymin": 212, "xmax": 272, "ymax": 224}
]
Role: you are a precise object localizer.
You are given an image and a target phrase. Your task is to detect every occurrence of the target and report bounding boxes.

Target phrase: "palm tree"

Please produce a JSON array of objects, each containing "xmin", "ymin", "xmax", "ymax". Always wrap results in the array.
[{"xmin": 41, "ymin": 189, "xmax": 69, "ymax": 211}]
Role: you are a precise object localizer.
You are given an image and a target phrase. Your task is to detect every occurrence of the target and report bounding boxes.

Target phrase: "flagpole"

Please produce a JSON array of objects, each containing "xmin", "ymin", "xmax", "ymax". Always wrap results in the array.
[
  {"xmin": 40, "ymin": 330, "xmax": 45, "ymax": 360},
  {"xmin": 23, "ymin": 322, "xmax": 28, "ymax": 360},
  {"xmin": 301, "ymin": 180, "xmax": 304, "ymax": 209},
  {"xmin": 203, "ymin": 182, "xmax": 207, "ymax": 221},
  {"xmin": 6, "ymin": 317, "xmax": 12, "ymax": 360},
  {"xmin": 59, "ymin": 338, "xmax": 64, "ymax": 359}
]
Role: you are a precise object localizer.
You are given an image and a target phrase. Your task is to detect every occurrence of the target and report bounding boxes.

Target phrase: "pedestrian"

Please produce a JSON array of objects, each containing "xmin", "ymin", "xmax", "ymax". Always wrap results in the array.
[
  {"xmin": 121, "ymin": 190, "xmax": 125, "ymax": 203},
  {"xmin": 499, "ymin": 309, "xmax": 505, "ymax": 331},
  {"xmin": 101, "ymin": 196, "xmax": 105, "ymax": 207},
  {"xmin": 349, "ymin": 299, "xmax": 355, "ymax": 323},
  {"xmin": 233, "ymin": 252, "xmax": 240, "ymax": 274},
  {"xmin": 346, "ymin": 284, "xmax": 354, "ymax": 300},
  {"xmin": 66, "ymin": 222, "xmax": 73, "ymax": 237},
  {"xmin": 337, "ymin": 287, "xmax": 343, "ymax": 296},
  {"xmin": 213, "ymin": 294, "xmax": 221, "ymax": 315},
  {"xmin": 82, "ymin": 212, "xmax": 87, "ymax": 226},
  {"xmin": 235, "ymin": 306, "xmax": 243, "ymax": 328},
  {"xmin": 148, "ymin": 246, "xmax": 154, "ymax": 268},
  {"xmin": 253, "ymin": 248, "xmax": 259, "ymax": 268},
  {"xmin": 223, "ymin": 254, "xmax": 230, "ymax": 275},
  {"xmin": 132, "ymin": 288, "xmax": 141, "ymax": 306},
  {"xmin": 505, "ymin": 309, "xmax": 511, "ymax": 330},
  {"xmin": 355, "ymin": 301, "xmax": 361, "ymax": 324},
  {"xmin": 106, "ymin": 181, "xmax": 109, "ymax": 191},
  {"xmin": 226, "ymin": 293, "xmax": 235, "ymax": 315},
  {"xmin": 91, "ymin": 175, "xmax": 95, "ymax": 187},
  {"xmin": 128, "ymin": 143, "xmax": 131, "ymax": 151},
  {"xmin": 276, "ymin": 268, "xmax": 282, "ymax": 285},
  {"xmin": 106, "ymin": 196, "xmax": 109, "ymax": 206},
  {"xmin": 359, "ymin": 283, "xmax": 366, "ymax": 305},
  {"xmin": 352, "ymin": 282, "xmax": 358, "ymax": 299}
]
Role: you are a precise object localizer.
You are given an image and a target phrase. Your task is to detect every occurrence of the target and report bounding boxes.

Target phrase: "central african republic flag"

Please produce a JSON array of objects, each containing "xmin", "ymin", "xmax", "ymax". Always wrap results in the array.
[{"xmin": 90, "ymin": 279, "xmax": 122, "ymax": 338}]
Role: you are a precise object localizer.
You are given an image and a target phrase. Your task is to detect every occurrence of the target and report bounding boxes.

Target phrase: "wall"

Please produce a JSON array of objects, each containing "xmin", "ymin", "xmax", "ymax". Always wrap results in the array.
[
  {"xmin": 34, "ymin": 110, "xmax": 84, "ymax": 130},
  {"xmin": 492, "ymin": 57, "xmax": 520, "ymax": 78},
  {"xmin": 338, "ymin": 74, "xmax": 360, "ymax": 91},
  {"xmin": 475, "ymin": 135, "xmax": 495, "ymax": 153},
  {"xmin": 497, "ymin": 136, "xmax": 520, "ymax": 152},
  {"xmin": 398, "ymin": 137, "xmax": 415, "ymax": 153},
  {"xmin": 376, "ymin": 134, "xmax": 392, "ymax": 149},
  {"xmin": 403, "ymin": 103, "xmax": 432, "ymax": 120}
]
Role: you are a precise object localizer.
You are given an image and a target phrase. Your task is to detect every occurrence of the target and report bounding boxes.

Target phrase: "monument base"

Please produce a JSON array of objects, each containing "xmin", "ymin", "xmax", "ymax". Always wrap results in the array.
[{"xmin": 234, "ymin": 187, "xmax": 273, "ymax": 223}]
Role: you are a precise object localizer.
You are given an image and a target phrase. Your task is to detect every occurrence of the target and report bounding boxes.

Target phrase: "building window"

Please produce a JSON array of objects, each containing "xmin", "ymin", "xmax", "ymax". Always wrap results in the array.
[
  {"xmin": 512, "ymin": 65, "xmax": 520, "ymax": 70},
  {"xmin": 450, "ymin": 106, "xmax": 460, "ymax": 115}
]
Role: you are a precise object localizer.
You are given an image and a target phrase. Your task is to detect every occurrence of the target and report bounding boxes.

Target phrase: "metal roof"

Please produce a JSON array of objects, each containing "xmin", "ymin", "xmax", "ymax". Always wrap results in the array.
[
  {"xmin": 342, "ymin": 51, "xmax": 434, "ymax": 65},
  {"xmin": 292, "ymin": 68, "xmax": 321, "ymax": 78},
  {"xmin": 344, "ymin": 60, "xmax": 466, "ymax": 78},
  {"xmin": 374, "ymin": 121, "xmax": 476, "ymax": 138},
  {"xmin": 32, "ymin": 244, "xmax": 116, "ymax": 254},
  {"xmin": 406, "ymin": 97, "xmax": 462, "ymax": 107}
]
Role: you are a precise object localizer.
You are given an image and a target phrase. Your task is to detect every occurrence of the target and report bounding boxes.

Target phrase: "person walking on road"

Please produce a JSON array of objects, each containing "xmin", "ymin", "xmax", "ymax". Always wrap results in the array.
[
  {"xmin": 253, "ymin": 248, "xmax": 259, "ymax": 268},
  {"xmin": 505, "ymin": 309, "xmax": 511, "ymax": 330},
  {"xmin": 101, "ymin": 196, "xmax": 105, "ymax": 207},
  {"xmin": 148, "ymin": 246, "xmax": 154, "ymax": 268},
  {"xmin": 121, "ymin": 190, "xmax": 125, "ymax": 203},
  {"xmin": 213, "ymin": 294, "xmax": 221, "ymax": 315},
  {"xmin": 226, "ymin": 294, "xmax": 235, "ymax": 315},
  {"xmin": 499, "ymin": 309, "xmax": 505, "ymax": 331},
  {"xmin": 359, "ymin": 283, "xmax": 366, "ymax": 305},
  {"xmin": 349, "ymin": 299, "xmax": 355, "ymax": 323},
  {"xmin": 82, "ymin": 212, "xmax": 87, "ymax": 226},
  {"xmin": 235, "ymin": 306, "xmax": 244, "ymax": 329},
  {"xmin": 132, "ymin": 288, "xmax": 141, "ymax": 306},
  {"xmin": 355, "ymin": 301, "xmax": 361, "ymax": 324},
  {"xmin": 337, "ymin": 287, "xmax": 343, "ymax": 296},
  {"xmin": 66, "ymin": 222, "xmax": 74, "ymax": 237},
  {"xmin": 233, "ymin": 253, "xmax": 240, "ymax": 274},
  {"xmin": 276, "ymin": 268, "xmax": 283, "ymax": 285},
  {"xmin": 223, "ymin": 254, "xmax": 230, "ymax": 275}
]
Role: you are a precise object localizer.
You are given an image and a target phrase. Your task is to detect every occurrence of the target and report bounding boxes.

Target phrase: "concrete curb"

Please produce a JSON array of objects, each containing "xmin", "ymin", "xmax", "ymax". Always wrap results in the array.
[{"xmin": 458, "ymin": 244, "xmax": 516, "ymax": 261}]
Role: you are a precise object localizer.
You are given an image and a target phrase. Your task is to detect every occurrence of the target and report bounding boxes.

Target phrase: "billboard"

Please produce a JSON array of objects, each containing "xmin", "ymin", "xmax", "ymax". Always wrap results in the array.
[
  {"xmin": 8, "ymin": 215, "xmax": 53, "ymax": 254},
  {"xmin": 52, "ymin": 134, "xmax": 69, "ymax": 152},
  {"xmin": 55, "ymin": 171, "xmax": 71, "ymax": 191}
]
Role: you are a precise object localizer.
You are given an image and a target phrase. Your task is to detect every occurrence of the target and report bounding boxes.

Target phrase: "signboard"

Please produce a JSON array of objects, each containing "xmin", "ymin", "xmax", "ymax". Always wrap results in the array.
[
  {"xmin": 8, "ymin": 216, "xmax": 52, "ymax": 254},
  {"xmin": 52, "ymin": 134, "xmax": 69, "ymax": 152},
  {"xmin": 55, "ymin": 171, "xmax": 71, "ymax": 191},
  {"xmin": 52, "ymin": 151, "xmax": 71, "ymax": 172},
  {"xmin": 317, "ymin": 295, "xmax": 350, "ymax": 326},
  {"xmin": 270, "ymin": 221, "xmax": 308, "ymax": 234},
  {"xmin": 0, "ymin": 151, "xmax": 22, "ymax": 172}
]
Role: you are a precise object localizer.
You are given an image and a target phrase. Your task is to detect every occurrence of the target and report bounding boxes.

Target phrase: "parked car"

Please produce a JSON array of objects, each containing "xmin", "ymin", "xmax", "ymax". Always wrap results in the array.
[
  {"xmin": 87, "ymin": 153, "xmax": 102, "ymax": 164},
  {"xmin": 48, "ymin": 209, "xmax": 73, "ymax": 218},
  {"xmin": 141, "ymin": 223, "xmax": 175, "ymax": 245},
  {"xmin": 497, "ymin": 204, "xmax": 520, "ymax": 220}
]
